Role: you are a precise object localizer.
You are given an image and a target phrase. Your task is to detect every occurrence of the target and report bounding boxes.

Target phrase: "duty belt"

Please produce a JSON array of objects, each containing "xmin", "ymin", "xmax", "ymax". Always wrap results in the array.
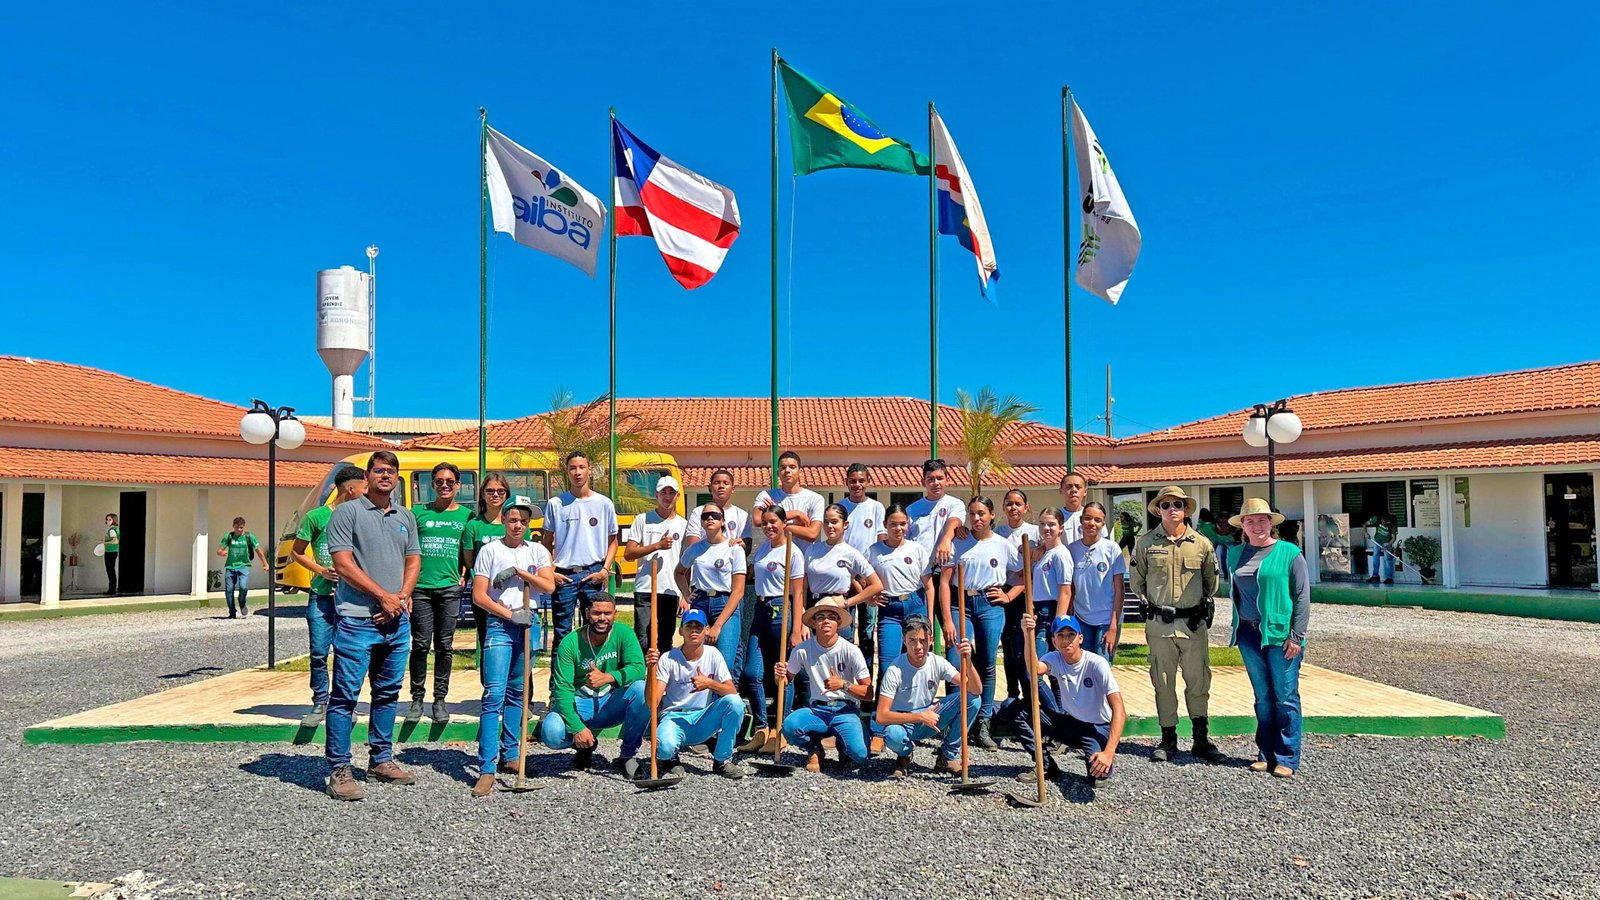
[{"xmin": 1142, "ymin": 597, "xmax": 1215, "ymax": 631}]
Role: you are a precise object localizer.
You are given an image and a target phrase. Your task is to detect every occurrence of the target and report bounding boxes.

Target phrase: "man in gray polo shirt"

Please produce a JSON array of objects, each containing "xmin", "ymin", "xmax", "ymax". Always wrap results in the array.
[{"xmin": 324, "ymin": 450, "xmax": 422, "ymax": 801}]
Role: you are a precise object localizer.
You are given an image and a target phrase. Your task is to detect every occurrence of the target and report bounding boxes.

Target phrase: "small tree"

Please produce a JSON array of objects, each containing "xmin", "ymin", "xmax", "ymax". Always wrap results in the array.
[
  {"xmin": 955, "ymin": 387, "xmax": 1040, "ymax": 499},
  {"xmin": 515, "ymin": 388, "xmax": 665, "ymax": 515}
]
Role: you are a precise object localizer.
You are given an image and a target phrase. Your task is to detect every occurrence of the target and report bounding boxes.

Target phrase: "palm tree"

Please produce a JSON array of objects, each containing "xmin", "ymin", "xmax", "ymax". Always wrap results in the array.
[
  {"xmin": 955, "ymin": 387, "xmax": 1040, "ymax": 499},
  {"xmin": 508, "ymin": 388, "xmax": 666, "ymax": 515}
]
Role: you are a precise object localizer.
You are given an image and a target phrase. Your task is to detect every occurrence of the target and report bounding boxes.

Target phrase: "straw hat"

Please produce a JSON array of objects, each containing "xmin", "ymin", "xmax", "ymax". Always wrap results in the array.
[
  {"xmin": 1228, "ymin": 497, "xmax": 1285, "ymax": 528},
  {"xmin": 802, "ymin": 596, "xmax": 851, "ymax": 630},
  {"xmin": 1146, "ymin": 485, "xmax": 1197, "ymax": 517}
]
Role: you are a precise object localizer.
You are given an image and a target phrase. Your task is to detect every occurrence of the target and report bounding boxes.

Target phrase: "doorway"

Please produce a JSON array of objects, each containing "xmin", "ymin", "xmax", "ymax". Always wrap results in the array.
[
  {"xmin": 21, "ymin": 493, "xmax": 43, "ymax": 597},
  {"xmin": 1545, "ymin": 474, "xmax": 1596, "ymax": 588},
  {"xmin": 118, "ymin": 491, "xmax": 148, "ymax": 595}
]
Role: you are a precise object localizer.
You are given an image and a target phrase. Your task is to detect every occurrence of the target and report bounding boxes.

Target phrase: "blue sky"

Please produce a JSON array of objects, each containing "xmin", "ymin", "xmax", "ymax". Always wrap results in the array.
[{"xmin": 3, "ymin": 2, "xmax": 1596, "ymax": 438}]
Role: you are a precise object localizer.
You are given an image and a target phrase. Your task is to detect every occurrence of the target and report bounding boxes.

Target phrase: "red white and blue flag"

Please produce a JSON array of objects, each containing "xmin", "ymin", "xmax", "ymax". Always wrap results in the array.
[
  {"xmin": 932, "ymin": 110, "xmax": 1000, "ymax": 303},
  {"xmin": 612, "ymin": 119, "xmax": 741, "ymax": 290}
]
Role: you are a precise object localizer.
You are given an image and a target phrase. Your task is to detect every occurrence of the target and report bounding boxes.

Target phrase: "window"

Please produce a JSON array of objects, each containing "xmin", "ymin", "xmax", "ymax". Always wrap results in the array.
[
  {"xmin": 411, "ymin": 471, "xmax": 478, "ymax": 507},
  {"xmin": 1341, "ymin": 481, "xmax": 1406, "ymax": 529},
  {"xmin": 889, "ymin": 491, "xmax": 921, "ymax": 509},
  {"xmin": 1208, "ymin": 487, "xmax": 1244, "ymax": 522},
  {"xmin": 505, "ymin": 470, "xmax": 549, "ymax": 505},
  {"xmin": 695, "ymin": 492, "xmax": 713, "ymax": 508}
]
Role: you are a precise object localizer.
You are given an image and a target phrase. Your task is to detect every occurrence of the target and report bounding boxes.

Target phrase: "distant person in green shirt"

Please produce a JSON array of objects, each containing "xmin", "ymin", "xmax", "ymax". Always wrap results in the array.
[
  {"xmin": 1366, "ymin": 514, "xmax": 1396, "ymax": 584},
  {"xmin": 540, "ymin": 592, "xmax": 649, "ymax": 777},
  {"xmin": 291, "ymin": 465, "xmax": 369, "ymax": 720},
  {"xmin": 409, "ymin": 462, "xmax": 475, "ymax": 722},
  {"xmin": 218, "ymin": 517, "xmax": 268, "ymax": 619},
  {"xmin": 463, "ymin": 472, "xmax": 512, "ymax": 653},
  {"xmin": 102, "ymin": 513, "xmax": 121, "ymax": 596}
]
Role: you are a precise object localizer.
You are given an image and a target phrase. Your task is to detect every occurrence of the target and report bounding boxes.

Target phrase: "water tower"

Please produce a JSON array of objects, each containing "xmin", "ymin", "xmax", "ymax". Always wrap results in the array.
[{"xmin": 316, "ymin": 265, "xmax": 371, "ymax": 431}]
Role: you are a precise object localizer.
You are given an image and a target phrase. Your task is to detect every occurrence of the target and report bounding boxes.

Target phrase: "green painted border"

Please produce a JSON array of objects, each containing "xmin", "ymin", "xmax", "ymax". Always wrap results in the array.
[
  {"xmin": 0, "ymin": 597, "xmax": 222, "ymax": 622},
  {"xmin": 1313, "ymin": 585, "xmax": 1599, "ymax": 623},
  {"xmin": 1119, "ymin": 713, "xmax": 1504, "ymax": 740}
]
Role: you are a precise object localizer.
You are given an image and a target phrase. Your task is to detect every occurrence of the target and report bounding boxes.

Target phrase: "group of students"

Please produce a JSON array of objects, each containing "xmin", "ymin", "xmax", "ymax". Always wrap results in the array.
[{"xmin": 301, "ymin": 448, "xmax": 1309, "ymax": 803}]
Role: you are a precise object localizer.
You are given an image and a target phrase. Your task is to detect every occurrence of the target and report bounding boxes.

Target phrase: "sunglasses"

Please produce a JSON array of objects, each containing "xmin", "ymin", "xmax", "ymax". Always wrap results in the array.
[
  {"xmin": 701, "ymin": 512, "xmax": 724, "ymax": 521},
  {"xmin": 482, "ymin": 487, "xmax": 508, "ymax": 495},
  {"xmin": 432, "ymin": 478, "xmax": 458, "ymax": 487},
  {"xmin": 1157, "ymin": 500, "xmax": 1187, "ymax": 511}
]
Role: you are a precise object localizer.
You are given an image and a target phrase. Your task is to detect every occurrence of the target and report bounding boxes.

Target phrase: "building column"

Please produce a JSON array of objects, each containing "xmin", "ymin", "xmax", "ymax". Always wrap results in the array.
[
  {"xmin": 1592, "ymin": 471, "xmax": 1600, "ymax": 592},
  {"xmin": 1, "ymin": 483, "xmax": 21, "ymax": 602},
  {"xmin": 1302, "ymin": 479, "xmax": 1320, "ymax": 584},
  {"xmin": 41, "ymin": 484, "xmax": 63, "ymax": 608},
  {"xmin": 1439, "ymin": 472, "xmax": 1460, "ymax": 589},
  {"xmin": 192, "ymin": 488, "xmax": 210, "ymax": 597}
]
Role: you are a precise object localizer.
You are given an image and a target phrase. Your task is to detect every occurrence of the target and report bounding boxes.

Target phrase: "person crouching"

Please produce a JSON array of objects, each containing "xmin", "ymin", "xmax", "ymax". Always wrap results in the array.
[
  {"xmin": 643, "ymin": 610, "xmax": 748, "ymax": 779},
  {"xmin": 774, "ymin": 597, "xmax": 872, "ymax": 773},
  {"xmin": 871, "ymin": 616, "xmax": 980, "ymax": 777}
]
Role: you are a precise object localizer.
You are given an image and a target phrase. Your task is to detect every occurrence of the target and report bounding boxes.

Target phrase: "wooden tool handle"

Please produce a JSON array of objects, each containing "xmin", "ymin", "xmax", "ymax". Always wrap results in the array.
[
  {"xmin": 649, "ymin": 558, "xmax": 660, "ymax": 781},
  {"xmin": 774, "ymin": 540, "xmax": 792, "ymax": 761}
]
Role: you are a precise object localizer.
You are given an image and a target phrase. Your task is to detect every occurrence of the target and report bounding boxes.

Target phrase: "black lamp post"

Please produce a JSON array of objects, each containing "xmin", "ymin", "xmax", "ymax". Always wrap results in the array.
[
  {"xmin": 1243, "ymin": 399, "xmax": 1302, "ymax": 511},
  {"xmin": 240, "ymin": 399, "xmax": 306, "ymax": 669}
]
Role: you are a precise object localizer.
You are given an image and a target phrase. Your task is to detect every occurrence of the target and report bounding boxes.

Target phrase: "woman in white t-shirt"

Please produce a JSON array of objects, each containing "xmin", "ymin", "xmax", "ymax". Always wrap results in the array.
[
  {"xmin": 995, "ymin": 489, "xmax": 1041, "ymax": 706},
  {"xmin": 739, "ymin": 506, "xmax": 805, "ymax": 752},
  {"xmin": 939, "ymin": 495, "xmax": 1023, "ymax": 750},
  {"xmin": 675, "ymin": 505, "xmax": 748, "ymax": 676},
  {"xmin": 867, "ymin": 504, "xmax": 933, "ymax": 683},
  {"xmin": 799, "ymin": 504, "xmax": 882, "ymax": 645}
]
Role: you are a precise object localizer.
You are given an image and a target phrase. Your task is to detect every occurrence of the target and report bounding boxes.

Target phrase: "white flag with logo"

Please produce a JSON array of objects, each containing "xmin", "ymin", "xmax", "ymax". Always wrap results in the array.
[
  {"xmin": 1070, "ymin": 99, "xmax": 1140, "ymax": 305},
  {"xmin": 485, "ymin": 126, "xmax": 607, "ymax": 276}
]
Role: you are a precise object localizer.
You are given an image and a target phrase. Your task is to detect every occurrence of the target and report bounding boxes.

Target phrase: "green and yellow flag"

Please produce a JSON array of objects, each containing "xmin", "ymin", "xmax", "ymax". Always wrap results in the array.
[{"xmin": 779, "ymin": 60, "xmax": 929, "ymax": 176}]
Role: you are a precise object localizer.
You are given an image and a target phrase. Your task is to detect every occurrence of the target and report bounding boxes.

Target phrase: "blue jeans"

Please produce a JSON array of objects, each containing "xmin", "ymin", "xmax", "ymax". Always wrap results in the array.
[
  {"xmin": 325, "ymin": 614, "xmax": 410, "ymax": 769},
  {"xmin": 539, "ymin": 680, "xmax": 648, "ymax": 758},
  {"xmin": 477, "ymin": 616, "xmax": 540, "ymax": 771},
  {"xmin": 871, "ymin": 693, "xmax": 979, "ymax": 761},
  {"xmin": 1078, "ymin": 621, "xmax": 1115, "ymax": 663},
  {"xmin": 1371, "ymin": 544, "xmax": 1395, "ymax": 580},
  {"xmin": 946, "ymin": 593, "xmax": 1005, "ymax": 719},
  {"xmin": 656, "ymin": 694, "xmax": 746, "ymax": 761},
  {"xmin": 690, "ymin": 591, "xmax": 745, "ymax": 675},
  {"xmin": 1235, "ymin": 621, "xmax": 1303, "ymax": 770},
  {"xmin": 783, "ymin": 701, "xmax": 868, "ymax": 766},
  {"xmin": 743, "ymin": 599, "xmax": 776, "ymax": 729},
  {"xmin": 874, "ymin": 592, "xmax": 929, "ymax": 682},
  {"xmin": 552, "ymin": 562, "xmax": 604, "ymax": 651},
  {"xmin": 1006, "ymin": 705, "xmax": 1115, "ymax": 776},
  {"xmin": 224, "ymin": 568, "xmax": 250, "ymax": 615},
  {"xmin": 306, "ymin": 593, "xmax": 338, "ymax": 707}
]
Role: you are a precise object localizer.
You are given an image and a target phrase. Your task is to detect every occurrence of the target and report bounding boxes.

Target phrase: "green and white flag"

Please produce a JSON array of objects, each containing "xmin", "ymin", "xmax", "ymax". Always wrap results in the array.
[
  {"xmin": 1070, "ymin": 99, "xmax": 1140, "ymax": 305},
  {"xmin": 485, "ymin": 126, "xmax": 607, "ymax": 276}
]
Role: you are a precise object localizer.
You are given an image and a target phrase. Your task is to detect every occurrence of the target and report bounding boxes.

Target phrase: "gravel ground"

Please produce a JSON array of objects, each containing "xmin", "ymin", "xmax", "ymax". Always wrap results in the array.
[{"xmin": 1, "ymin": 599, "xmax": 1598, "ymax": 899}]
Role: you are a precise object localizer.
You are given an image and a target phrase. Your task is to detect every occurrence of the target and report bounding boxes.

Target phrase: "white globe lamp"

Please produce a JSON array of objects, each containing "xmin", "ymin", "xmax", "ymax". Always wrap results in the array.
[
  {"xmin": 1266, "ymin": 410, "xmax": 1303, "ymax": 445},
  {"xmin": 1242, "ymin": 415, "xmax": 1269, "ymax": 448},
  {"xmin": 240, "ymin": 411, "xmax": 276, "ymax": 445}
]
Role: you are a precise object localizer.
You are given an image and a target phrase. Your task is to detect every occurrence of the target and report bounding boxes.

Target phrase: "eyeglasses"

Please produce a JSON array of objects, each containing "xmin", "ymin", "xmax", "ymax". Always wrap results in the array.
[
  {"xmin": 482, "ymin": 487, "xmax": 508, "ymax": 496},
  {"xmin": 369, "ymin": 467, "xmax": 398, "ymax": 476},
  {"xmin": 701, "ymin": 512, "xmax": 724, "ymax": 521},
  {"xmin": 432, "ymin": 478, "xmax": 457, "ymax": 487},
  {"xmin": 1157, "ymin": 500, "xmax": 1187, "ymax": 511}
]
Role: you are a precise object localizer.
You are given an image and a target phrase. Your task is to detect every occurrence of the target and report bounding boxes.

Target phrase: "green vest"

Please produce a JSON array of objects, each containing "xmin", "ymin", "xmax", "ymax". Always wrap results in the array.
[{"xmin": 1229, "ymin": 540, "xmax": 1299, "ymax": 647}]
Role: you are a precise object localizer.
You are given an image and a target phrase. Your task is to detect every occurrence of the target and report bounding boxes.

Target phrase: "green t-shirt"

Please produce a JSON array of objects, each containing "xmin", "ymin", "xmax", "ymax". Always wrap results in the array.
[
  {"xmin": 104, "ymin": 526, "xmax": 120, "ymax": 553},
  {"xmin": 413, "ymin": 504, "xmax": 474, "ymax": 590},
  {"xmin": 462, "ymin": 516, "xmax": 507, "ymax": 561},
  {"xmin": 295, "ymin": 506, "xmax": 336, "ymax": 596},
  {"xmin": 220, "ymin": 532, "xmax": 259, "ymax": 570}
]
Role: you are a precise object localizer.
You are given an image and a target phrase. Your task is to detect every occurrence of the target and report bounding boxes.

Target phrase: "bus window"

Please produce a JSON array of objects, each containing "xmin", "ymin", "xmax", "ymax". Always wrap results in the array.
[
  {"xmin": 412, "ymin": 471, "xmax": 478, "ymax": 506},
  {"xmin": 505, "ymin": 470, "xmax": 549, "ymax": 504}
]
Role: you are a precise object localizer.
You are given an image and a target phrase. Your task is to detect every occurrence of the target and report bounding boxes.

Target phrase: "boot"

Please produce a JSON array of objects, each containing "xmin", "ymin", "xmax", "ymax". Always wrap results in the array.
[
  {"xmin": 1190, "ymin": 717, "xmax": 1226, "ymax": 764},
  {"xmin": 405, "ymin": 698, "xmax": 424, "ymax": 721},
  {"xmin": 973, "ymin": 717, "xmax": 999, "ymax": 750},
  {"xmin": 1151, "ymin": 726, "xmax": 1179, "ymax": 763},
  {"xmin": 736, "ymin": 727, "xmax": 770, "ymax": 754}
]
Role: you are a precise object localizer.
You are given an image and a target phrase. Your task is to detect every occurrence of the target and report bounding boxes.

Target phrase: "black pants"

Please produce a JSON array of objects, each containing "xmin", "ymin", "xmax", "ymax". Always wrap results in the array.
[
  {"xmin": 633, "ymin": 591, "xmax": 679, "ymax": 653},
  {"xmin": 409, "ymin": 586, "xmax": 460, "ymax": 701},
  {"xmin": 1002, "ymin": 595, "xmax": 1028, "ymax": 700},
  {"xmin": 104, "ymin": 551, "xmax": 118, "ymax": 595}
]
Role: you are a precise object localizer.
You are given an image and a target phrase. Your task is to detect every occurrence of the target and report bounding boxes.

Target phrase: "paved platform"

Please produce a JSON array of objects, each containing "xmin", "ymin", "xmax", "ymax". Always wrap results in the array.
[{"xmin": 23, "ymin": 655, "xmax": 1503, "ymax": 745}]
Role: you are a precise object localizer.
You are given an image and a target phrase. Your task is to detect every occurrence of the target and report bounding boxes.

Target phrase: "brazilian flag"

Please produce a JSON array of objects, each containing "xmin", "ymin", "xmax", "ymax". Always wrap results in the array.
[{"xmin": 779, "ymin": 60, "xmax": 930, "ymax": 177}]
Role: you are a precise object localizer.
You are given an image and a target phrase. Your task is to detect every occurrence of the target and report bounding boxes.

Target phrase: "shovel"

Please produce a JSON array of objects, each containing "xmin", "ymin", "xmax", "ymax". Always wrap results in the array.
[
  {"xmin": 635, "ymin": 558, "xmax": 685, "ymax": 791},
  {"xmin": 949, "ymin": 563, "xmax": 997, "ymax": 795},
  {"xmin": 500, "ymin": 604, "xmax": 544, "ymax": 793},
  {"xmin": 1009, "ymin": 540, "xmax": 1048, "ymax": 808},
  {"xmin": 752, "ymin": 540, "xmax": 798, "ymax": 777}
]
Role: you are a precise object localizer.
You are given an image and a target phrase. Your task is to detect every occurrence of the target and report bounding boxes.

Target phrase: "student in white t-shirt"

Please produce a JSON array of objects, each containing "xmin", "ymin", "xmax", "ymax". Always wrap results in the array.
[
  {"xmin": 675, "ymin": 505, "xmax": 748, "ymax": 675},
  {"xmin": 738, "ymin": 506, "xmax": 806, "ymax": 753},
  {"xmin": 1027, "ymin": 508, "xmax": 1075, "ymax": 695},
  {"xmin": 939, "ymin": 495, "xmax": 1023, "ymax": 751},
  {"xmin": 1067, "ymin": 501, "xmax": 1128, "ymax": 661},
  {"xmin": 684, "ymin": 468, "xmax": 751, "ymax": 550},
  {"xmin": 872, "ymin": 616, "xmax": 981, "ymax": 777},
  {"xmin": 838, "ymin": 463, "xmax": 888, "ymax": 676},
  {"xmin": 774, "ymin": 598, "xmax": 871, "ymax": 772},
  {"xmin": 1008, "ymin": 613, "xmax": 1126, "ymax": 783},
  {"xmin": 867, "ymin": 504, "xmax": 934, "ymax": 684},
  {"xmin": 995, "ymin": 489, "xmax": 1041, "ymax": 708},
  {"xmin": 468, "ymin": 497, "xmax": 556, "ymax": 797},
  {"xmin": 906, "ymin": 458, "xmax": 966, "ymax": 571},
  {"xmin": 753, "ymin": 450, "xmax": 827, "ymax": 546},
  {"xmin": 643, "ymin": 610, "xmax": 746, "ymax": 779},
  {"xmin": 622, "ymin": 475, "xmax": 687, "ymax": 653},
  {"xmin": 541, "ymin": 451, "xmax": 620, "ymax": 652},
  {"xmin": 798, "ymin": 504, "xmax": 882, "ymax": 644},
  {"xmin": 1056, "ymin": 471, "xmax": 1089, "ymax": 547}
]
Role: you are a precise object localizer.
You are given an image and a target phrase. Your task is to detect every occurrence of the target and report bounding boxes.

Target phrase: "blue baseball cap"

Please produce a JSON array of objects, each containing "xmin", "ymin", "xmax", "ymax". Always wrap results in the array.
[
  {"xmin": 1052, "ymin": 614, "xmax": 1084, "ymax": 635},
  {"xmin": 681, "ymin": 609, "xmax": 709, "ymax": 628}
]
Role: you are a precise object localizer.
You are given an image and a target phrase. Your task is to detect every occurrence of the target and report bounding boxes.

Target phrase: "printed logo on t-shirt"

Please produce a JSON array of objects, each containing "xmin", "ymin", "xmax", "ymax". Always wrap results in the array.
[
  {"xmin": 836, "ymin": 560, "xmax": 849, "ymax": 568},
  {"xmin": 937, "ymin": 508, "xmax": 948, "ymax": 518},
  {"xmin": 588, "ymin": 516, "xmax": 599, "ymax": 527},
  {"xmin": 766, "ymin": 561, "xmax": 779, "ymax": 571},
  {"xmin": 926, "ymin": 677, "xmax": 938, "ymax": 692},
  {"xmin": 989, "ymin": 557, "xmax": 998, "ymax": 568},
  {"xmin": 903, "ymin": 556, "xmax": 913, "ymax": 565},
  {"xmin": 1096, "ymin": 561, "xmax": 1109, "ymax": 573},
  {"xmin": 864, "ymin": 519, "xmax": 873, "ymax": 529},
  {"xmin": 714, "ymin": 558, "xmax": 725, "ymax": 569},
  {"xmin": 1085, "ymin": 676, "xmax": 1095, "ymax": 688}
]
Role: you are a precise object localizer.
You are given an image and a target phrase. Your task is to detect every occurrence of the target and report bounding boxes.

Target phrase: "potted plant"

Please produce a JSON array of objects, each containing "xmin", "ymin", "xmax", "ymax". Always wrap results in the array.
[
  {"xmin": 1400, "ymin": 535, "xmax": 1441, "ymax": 581},
  {"xmin": 66, "ymin": 532, "xmax": 82, "ymax": 567}
]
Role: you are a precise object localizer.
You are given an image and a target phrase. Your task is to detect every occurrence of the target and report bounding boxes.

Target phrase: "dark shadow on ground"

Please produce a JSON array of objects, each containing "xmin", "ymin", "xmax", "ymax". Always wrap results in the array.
[
  {"xmin": 397, "ymin": 746, "xmax": 476, "ymax": 785},
  {"xmin": 240, "ymin": 752, "xmax": 330, "ymax": 793},
  {"xmin": 159, "ymin": 666, "xmax": 224, "ymax": 680}
]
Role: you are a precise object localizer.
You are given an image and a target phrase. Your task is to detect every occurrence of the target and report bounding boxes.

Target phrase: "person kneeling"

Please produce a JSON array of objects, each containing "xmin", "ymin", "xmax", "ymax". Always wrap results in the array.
[
  {"xmin": 541, "ymin": 592, "xmax": 650, "ymax": 778},
  {"xmin": 1008, "ymin": 614, "xmax": 1126, "ymax": 784},
  {"xmin": 774, "ymin": 597, "xmax": 872, "ymax": 773},
  {"xmin": 644, "ymin": 610, "xmax": 748, "ymax": 779},
  {"xmin": 872, "ymin": 616, "xmax": 981, "ymax": 777}
]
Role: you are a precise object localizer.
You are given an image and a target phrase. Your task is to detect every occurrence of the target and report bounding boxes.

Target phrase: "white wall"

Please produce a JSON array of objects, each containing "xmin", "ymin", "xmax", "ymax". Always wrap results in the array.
[{"xmin": 1450, "ymin": 472, "xmax": 1547, "ymax": 588}]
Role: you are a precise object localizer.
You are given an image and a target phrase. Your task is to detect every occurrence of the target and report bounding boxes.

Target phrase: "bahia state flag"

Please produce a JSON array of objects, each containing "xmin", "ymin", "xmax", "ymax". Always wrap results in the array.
[
  {"xmin": 1070, "ymin": 99, "xmax": 1141, "ymax": 304},
  {"xmin": 484, "ymin": 126, "xmax": 607, "ymax": 276},
  {"xmin": 612, "ymin": 119, "xmax": 741, "ymax": 290},
  {"xmin": 932, "ymin": 110, "xmax": 1000, "ymax": 303},
  {"xmin": 778, "ymin": 59, "xmax": 929, "ymax": 176}
]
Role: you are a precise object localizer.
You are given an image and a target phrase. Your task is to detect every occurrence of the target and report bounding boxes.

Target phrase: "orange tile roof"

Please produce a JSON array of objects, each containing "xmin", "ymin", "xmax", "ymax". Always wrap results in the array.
[
  {"xmin": 0, "ymin": 447, "xmax": 332, "ymax": 487},
  {"xmin": 681, "ymin": 464, "xmax": 1116, "ymax": 490},
  {"xmin": 408, "ymin": 397, "xmax": 1111, "ymax": 452},
  {"xmin": 1120, "ymin": 361, "xmax": 1600, "ymax": 445},
  {"xmin": 1096, "ymin": 434, "xmax": 1600, "ymax": 484},
  {"xmin": 0, "ymin": 356, "xmax": 388, "ymax": 448}
]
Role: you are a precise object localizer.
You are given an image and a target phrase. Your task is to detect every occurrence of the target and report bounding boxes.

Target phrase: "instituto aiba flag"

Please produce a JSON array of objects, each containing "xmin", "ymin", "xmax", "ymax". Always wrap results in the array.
[
  {"xmin": 1070, "ymin": 99, "xmax": 1141, "ymax": 305},
  {"xmin": 779, "ymin": 60, "xmax": 929, "ymax": 176},
  {"xmin": 484, "ymin": 126, "xmax": 607, "ymax": 276}
]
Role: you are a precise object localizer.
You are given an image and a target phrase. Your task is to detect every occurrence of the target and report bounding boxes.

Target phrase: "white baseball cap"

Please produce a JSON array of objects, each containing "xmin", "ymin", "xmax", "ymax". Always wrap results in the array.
[{"xmin": 655, "ymin": 475, "xmax": 681, "ymax": 493}]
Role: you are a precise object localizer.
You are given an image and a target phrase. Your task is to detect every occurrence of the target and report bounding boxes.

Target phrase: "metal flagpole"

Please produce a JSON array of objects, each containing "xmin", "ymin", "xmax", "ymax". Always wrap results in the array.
[
  {"xmin": 1061, "ymin": 87, "xmax": 1075, "ymax": 472},
  {"xmin": 479, "ymin": 108, "xmax": 489, "ymax": 485},
  {"xmin": 769, "ymin": 49, "xmax": 781, "ymax": 490},
  {"xmin": 928, "ymin": 101, "xmax": 939, "ymax": 459},
  {"xmin": 608, "ymin": 108, "xmax": 619, "ymax": 508}
]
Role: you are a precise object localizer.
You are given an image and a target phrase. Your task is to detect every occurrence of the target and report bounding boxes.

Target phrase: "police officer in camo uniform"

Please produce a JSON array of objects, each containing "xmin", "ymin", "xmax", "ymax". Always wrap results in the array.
[{"xmin": 1129, "ymin": 485, "xmax": 1223, "ymax": 764}]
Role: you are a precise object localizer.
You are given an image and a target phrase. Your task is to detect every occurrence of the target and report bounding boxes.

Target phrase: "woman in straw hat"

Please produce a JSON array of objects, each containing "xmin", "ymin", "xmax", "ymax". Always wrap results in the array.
[{"xmin": 1225, "ymin": 498, "xmax": 1310, "ymax": 778}]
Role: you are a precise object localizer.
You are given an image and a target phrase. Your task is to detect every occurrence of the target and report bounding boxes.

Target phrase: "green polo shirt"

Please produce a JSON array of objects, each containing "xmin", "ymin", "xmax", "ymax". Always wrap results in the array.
[
  {"xmin": 295, "ymin": 505, "xmax": 336, "ymax": 596},
  {"xmin": 413, "ymin": 503, "xmax": 473, "ymax": 590}
]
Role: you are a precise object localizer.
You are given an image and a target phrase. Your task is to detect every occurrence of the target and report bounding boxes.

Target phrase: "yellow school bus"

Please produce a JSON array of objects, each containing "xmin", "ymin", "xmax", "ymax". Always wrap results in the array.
[{"xmin": 273, "ymin": 449, "xmax": 685, "ymax": 594}]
